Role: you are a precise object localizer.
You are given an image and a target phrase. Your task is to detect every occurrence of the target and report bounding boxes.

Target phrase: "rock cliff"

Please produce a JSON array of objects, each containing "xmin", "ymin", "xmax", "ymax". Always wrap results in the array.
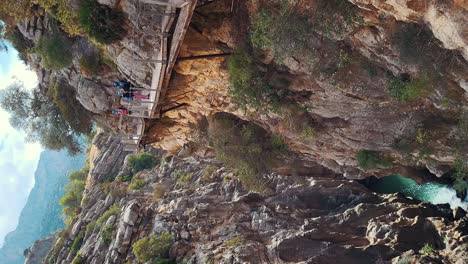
[
  {"xmin": 42, "ymin": 137, "xmax": 468, "ymax": 263},
  {"xmin": 8, "ymin": 0, "xmax": 468, "ymax": 263}
]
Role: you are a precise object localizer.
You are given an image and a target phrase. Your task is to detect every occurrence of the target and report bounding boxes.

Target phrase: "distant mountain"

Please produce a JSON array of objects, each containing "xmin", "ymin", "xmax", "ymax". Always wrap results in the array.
[{"xmin": 0, "ymin": 149, "xmax": 86, "ymax": 264}]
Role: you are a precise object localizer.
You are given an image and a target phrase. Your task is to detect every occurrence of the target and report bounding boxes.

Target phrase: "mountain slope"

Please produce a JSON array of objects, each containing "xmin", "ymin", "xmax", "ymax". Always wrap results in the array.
[{"xmin": 0, "ymin": 149, "xmax": 86, "ymax": 264}]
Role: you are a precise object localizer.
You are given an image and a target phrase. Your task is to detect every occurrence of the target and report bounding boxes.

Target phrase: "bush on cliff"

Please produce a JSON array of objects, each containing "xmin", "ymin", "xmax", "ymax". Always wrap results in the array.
[
  {"xmin": 227, "ymin": 48, "xmax": 289, "ymax": 112},
  {"xmin": 356, "ymin": 150, "xmax": 392, "ymax": 170},
  {"xmin": 128, "ymin": 152, "xmax": 158, "ymax": 174},
  {"xmin": 132, "ymin": 232, "xmax": 173, "ymax": 263},
  {"xmin": 79, "ymin": 52, "xmax": 101, "ymax": 75},
  {"xmin": 59, "ymin": 167, "xmax": 88, "ymax": 223},
  {"xmin": 388, "ymin": 73, "xmax": 432, "ymax": 102},
  {"xmin": 208, "ymin": 113, "xmax": 284, "ymax": 193},
  {"xmin": 95, "ymin": 205, "xmax": 120, "ymax": 228},
  {"xmin": 251, "ymin": 4, "xmax": 314, "ymax": 61},
  {"xmin": 79, "ymin": 0, "xmax": 126, "ymax": 44},
  {"xmin": 35, "ymin": 34, "xmax": 73, "ymax": 70}
]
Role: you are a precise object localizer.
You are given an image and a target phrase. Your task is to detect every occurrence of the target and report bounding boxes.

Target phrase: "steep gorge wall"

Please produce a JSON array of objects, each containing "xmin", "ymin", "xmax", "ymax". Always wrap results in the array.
[
  {"xmin": 144, "ymin": 0, "xmax": 468, "ymax": 181},
  {"xmin": 43, "ymin": 138, "xmax": 468, "ymax": 263}
]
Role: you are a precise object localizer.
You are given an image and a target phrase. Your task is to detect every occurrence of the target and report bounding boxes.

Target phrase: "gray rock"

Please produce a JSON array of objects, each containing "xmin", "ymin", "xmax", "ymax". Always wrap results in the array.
[
  {"xmin": 123, "ymin": 201, "xmax": 140, "ymax": 226},
  {"xmin": 75, "ymin": 77, "xmax": 113, "ymax": 113}
]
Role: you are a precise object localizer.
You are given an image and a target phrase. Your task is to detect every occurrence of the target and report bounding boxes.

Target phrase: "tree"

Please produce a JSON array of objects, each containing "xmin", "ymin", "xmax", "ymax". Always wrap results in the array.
[
  {"xmin": 48, "ymin": 80, "xmax": 93, "ymax": 134},
  {"xmin": 0, "ymin": 82, "xmax": 86, "ymax": 154}
]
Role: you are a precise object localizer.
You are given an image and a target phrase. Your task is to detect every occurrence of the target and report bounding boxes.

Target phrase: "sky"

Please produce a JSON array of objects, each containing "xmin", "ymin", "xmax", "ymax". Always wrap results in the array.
[{"xmin": 0, "ymin": 43, "xmax": 42, "ymax": 247}]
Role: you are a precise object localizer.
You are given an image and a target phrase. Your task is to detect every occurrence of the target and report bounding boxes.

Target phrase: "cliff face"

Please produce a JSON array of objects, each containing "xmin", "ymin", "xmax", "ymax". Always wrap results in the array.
[
  {"xmin": 43, "ymin": 137, "xmax": 468, "ymax": 264},
  {"xmin": 143, "ymin": 0, "xmax": 468, "ymax": 181},
  {"xmin": 13, "ymin": 0, "xmax": 468, "ymax": 179},
  {"xmin": 12, "ymin": 0, "xmax": 468, "ymax": 263}
]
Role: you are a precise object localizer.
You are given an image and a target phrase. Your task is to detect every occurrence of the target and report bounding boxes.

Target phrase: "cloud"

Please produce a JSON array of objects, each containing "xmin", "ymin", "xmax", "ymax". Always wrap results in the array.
[{"xmin": 0, "ymin": 48, "xmax": 42, "ymax": 247}]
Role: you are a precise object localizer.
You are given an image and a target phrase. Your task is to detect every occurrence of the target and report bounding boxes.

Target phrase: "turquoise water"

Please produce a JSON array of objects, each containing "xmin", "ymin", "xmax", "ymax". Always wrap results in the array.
[{"xmin": 368, "ymin": 175, "xmax": 468, "ymax": 209}]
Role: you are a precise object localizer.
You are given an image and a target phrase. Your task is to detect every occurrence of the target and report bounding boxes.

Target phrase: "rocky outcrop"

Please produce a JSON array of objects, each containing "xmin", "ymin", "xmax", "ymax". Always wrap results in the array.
[
  {"xmin": 43, "ymin": 146, "xmax": 468, "ymax": 264},
  {"xmin": 24, "ymin": 236, "xmax": 57, "ymax": 264},
  {"xmin": 349, "ymin": 0, "xmax": 468, "ymax": 61},
  {"xmin": 142, "ymin": 0, "xmax": 468, "ymax": 181}
]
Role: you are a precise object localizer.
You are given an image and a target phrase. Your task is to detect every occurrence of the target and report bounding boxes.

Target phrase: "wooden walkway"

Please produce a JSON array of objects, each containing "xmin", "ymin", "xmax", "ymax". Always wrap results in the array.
[{"xmin": 120, "ymin": 0, "xmax": 197, "ymax": 152}]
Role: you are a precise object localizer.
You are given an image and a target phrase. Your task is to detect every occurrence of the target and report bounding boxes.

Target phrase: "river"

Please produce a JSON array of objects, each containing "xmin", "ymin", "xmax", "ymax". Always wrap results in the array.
[{"xmin": 367, "ymin": 175, "xmax": 468, "ymax": 209}]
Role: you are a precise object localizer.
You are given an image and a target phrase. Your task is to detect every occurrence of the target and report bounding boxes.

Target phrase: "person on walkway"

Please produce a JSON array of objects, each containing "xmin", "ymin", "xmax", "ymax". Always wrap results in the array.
[
  {"xmin": 114, "ymin": 81, "xmax": 149, "ymax": 100},
  {"xmin": 119, "ymin": 90, "xmax": 149, "ymax": 101},
  {"xmin": 111, "ymin": 107, "xmax": 132, "ymax": 116}
]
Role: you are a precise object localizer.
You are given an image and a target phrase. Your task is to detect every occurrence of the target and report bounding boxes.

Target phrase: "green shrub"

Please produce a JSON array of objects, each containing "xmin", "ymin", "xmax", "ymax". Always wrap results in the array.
[
  {"xmin": 85, "ymin": 221, "xmax": 96, "ymax": 235},
  {"xmin": 225, "ymin": 235, "xmax": 244, "ymax": 248},
  {"xmin": 356, "ymin": 150, "xmax": 392, "ymax": 170},
  {"xmin": 79, "ymin": 0, "xmax": 126, "ymax": 44},
  {"xmin": 201, "ymin": 166, "xmax": 217, "ymax": 183},
  {"xmin": 132, "ymin": 232, "xmax": 173, "ymax": 262},
  {"xmin": 313, "ymin": 0, "xmax": 362, "ymax": 37},
  {"xmin": 71, "ymin": 254, "xmax": 85, "ymax": 264},
  {"xmin": 209, "ymin": 114, "xmax": 278, "ymax": 193},
  {"xmin": 251, "ymin": 4, "xmax": 315, "ymax": 61},
  {"xmin": 419, "ymin": 243, "xmax": 435, "ymax": 256},
  {"xmin": 59, "ymin": 167, "xmax": 89, "ymax": 222},
  {"xmin": 79, "ymin": 52, "xmax": 101, "ymax": 75},
  {"xmin": 35, "ymin": 0, "xmax": 82, "ymax": 35},
  {"xmin": 152, "ymin": 259, "xmax": 176, "ymax": 264},
  {"xmin": 35, "ymin": 34, "xmax": 72, "ymax": 70},
  {"xmin": 128, "ymin": 152, "xmax": 158, "ymax": 174},
  {"xmin": 101, "ymin": 224, "xmax": 115, "ymax": 246},
  {"xmin": 153, "ymin": 184, "xmax": 166, "ymax": 201},
  {"xmin": 388, "ymin": 74, "xmax": 432, "ymax": 102},
  {"xmin": 174, "ymin": 170, "xmax": 193, "ymax": 188},
  {"xmin": 397, "ymin": 257, "xmax": 411, "ymax": 264},
  {"xmin": 227, "ymin": 48, "xmax": 287, "ymax": 112},
  {"xmin": 70, "ymin": 230, "xmax": 85, "ymax": 254},
  {"xmin": 271, "ymin": 134, "xmax": 288, "ymax": 152},
  {"xmin": 129, "ymin": 178, "xmax": 146, "ymax": 190},
  {"xmin": 96, "ymin": 205, "xmax": 120, "ymax": 228},
  {"xmin": 452, "ymin": 157, "xmax": 468, "ymax": 192}
]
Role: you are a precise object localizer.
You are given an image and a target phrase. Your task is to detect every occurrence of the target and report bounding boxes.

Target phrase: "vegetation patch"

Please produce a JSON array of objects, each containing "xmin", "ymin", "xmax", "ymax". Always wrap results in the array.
[
  {"xmin": 388, "ymin": 74, "xmax": 432, "ymax": 102},
  {"xmin": 71, "ymin": 254, "xmax": 85, "ymax": 264},
  {"xmin": 59, "ymin": 167, "xmax": 89, "ymax": 223},
  {"xmin": 101, "ymin": 224, "xmax": 116, "ymax": 246},
  {"xmin": 6, "ymin": 26, "xmax": 33, "ymax": 63},
  {"xmin": 419, "ymin": 243, "xmax": 435, "ymax": 256},
  {"xmin": 227, "ymin": 48, "xmax": 290, "ymax": 112},
  {"xmin": 225, "ymin": 235, "xmax": 244, "ymax": 249},
  {"xmin": 313, "ymin": 0, "xmax": 363, "ymax": 37},
  {"xmin": 452, "ymin": 157, "xmax": 468, "ymax": 193},
  {"xmin": 356, "ymin": 150, "xmax": 392, "ymax": 170},
  {"xmin": 201, "ymin": 166, "xmax": 217, "ymax": 183},
  {"xmin": 35, "ymin": 34, "xmax": 73, "ymax": 70},
  {"xmin": 96, "ymin": 205, "xmax": 120, "ymax": 228},
  {"xmin": 153, "ymin": 184, "xmax": 167, "ymax": 202},
  {"xmin": 128, "ymin": 152, "xmax": 158, "ymax": 174},
  {"xmin": 79, "ymin": 0, "xmax": 126, "ymax": 44},
  {"xmin": 70, "ymin": 230, "xmax": 85, "ymax": 254},
  {"xmin": 174, "ymin": 170, "xmax": 193, "ymax": 188},
  {"xmin": 209, "ymin": 113, "xmax": 285, "ymax": 193},
  {"xmin": 129, "ymin": 178, "xmax": 146, "ymax": 191},
  {"xmin": 79, "ymin": 52, "xmax": 101, "ymax": 75},
  {"xmin": 251, "ymin": 3, "xmax": 315, "ymax": 62},
  {"xmin": 132, "ymin": 232, "xmax": 173, "ymax": 263}
]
